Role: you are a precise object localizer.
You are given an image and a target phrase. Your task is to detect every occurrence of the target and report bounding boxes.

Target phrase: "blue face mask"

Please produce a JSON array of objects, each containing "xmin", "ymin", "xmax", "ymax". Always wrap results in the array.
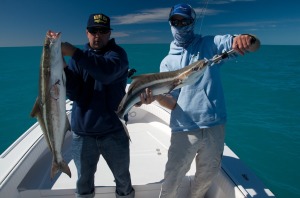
[{"xmin": 170, "ymin": 21, "xmax": 195, "ymax": 47}]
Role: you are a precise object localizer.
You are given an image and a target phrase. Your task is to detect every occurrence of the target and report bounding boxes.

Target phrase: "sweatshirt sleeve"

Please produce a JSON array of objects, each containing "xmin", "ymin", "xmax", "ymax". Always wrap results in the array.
[
  {"xmin": 213, "ymin": 34, "xmax": 238, "ymax": 60},
  {"xmin": 64, "ymin": 60, "xmax": 83, "ymax": 101}
]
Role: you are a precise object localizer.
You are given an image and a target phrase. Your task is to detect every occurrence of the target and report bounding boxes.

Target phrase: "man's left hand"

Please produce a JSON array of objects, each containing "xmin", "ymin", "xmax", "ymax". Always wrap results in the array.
[{"xmin": 232, "ymin": 34, "xmax": 259, "ymax": 55}]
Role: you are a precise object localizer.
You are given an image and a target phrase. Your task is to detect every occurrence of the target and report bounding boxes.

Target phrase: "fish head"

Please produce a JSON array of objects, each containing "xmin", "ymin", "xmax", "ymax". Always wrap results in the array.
[
  {"xmin": 43, "ymin": 30, "xmax": 63, "ymax": 72},
  {"xmin": 46, "ymin": 30, "xmax": 61, "ymax": 42},
  {"xmin": 46, "ymin": 30, "xmax": 62, "ymax": 51}
]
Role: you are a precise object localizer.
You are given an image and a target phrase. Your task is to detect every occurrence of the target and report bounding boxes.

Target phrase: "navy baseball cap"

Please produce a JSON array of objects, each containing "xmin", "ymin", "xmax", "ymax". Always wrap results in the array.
[
  {"xmin": 87, "ymin": 13, "xmax": 112, "ymax": 30},
  {"xmin": 169, "ymin": 3, "xmax": 196, "ymax": 20}
]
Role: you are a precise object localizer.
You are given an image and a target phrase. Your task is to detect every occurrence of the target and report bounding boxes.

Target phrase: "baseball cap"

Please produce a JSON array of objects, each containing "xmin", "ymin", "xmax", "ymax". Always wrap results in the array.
[
  {"xmin": 169, "ymin": 3, "xmax": 196, "ymax": 20},
  {"xmin": 87, "ymin": 13, "xmax": 112, "ymax": 30}
]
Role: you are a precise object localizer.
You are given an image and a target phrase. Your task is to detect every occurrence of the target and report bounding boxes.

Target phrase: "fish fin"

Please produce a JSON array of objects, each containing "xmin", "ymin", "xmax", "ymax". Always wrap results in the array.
[
  {"xmin": 170, "ymin": 78, "xmax": 183, "ymax": 91},
  {"xmin": 51, "ymin": 160, "xmax": 72, "ymax": 179},
  {"xmin": 62, "ymin": 69, "xmax": 67, "ymax": 86},
  {"xmin": 134, "ymin": 101, "xmax": 142, "ymax": 106},
  {"xmin": 30, "ymin": 98, "xmax": 54, "ymax": 152},
  {"xmin": 64, "ymin": 114, "xmax": 71, "ymax": 133},
  {"xmin": 30, "ymin": 98, "xmax": 41, "ymax": 118}
]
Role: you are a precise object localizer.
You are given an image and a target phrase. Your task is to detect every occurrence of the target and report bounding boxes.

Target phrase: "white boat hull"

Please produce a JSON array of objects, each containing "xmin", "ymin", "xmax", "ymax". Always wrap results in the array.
[{"xmin": 0, "ymin": 100, "xmax": 275, "ymax": 198}]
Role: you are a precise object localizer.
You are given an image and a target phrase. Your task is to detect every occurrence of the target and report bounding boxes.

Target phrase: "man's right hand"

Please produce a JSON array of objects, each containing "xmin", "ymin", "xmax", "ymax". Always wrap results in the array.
[
  {"xmin": 135, "ymin": 88, "xmax": 177, "ymax": 110},
  {"xmin": 135, "ymin": 88, "xmax": 156, "ymax": 107}
]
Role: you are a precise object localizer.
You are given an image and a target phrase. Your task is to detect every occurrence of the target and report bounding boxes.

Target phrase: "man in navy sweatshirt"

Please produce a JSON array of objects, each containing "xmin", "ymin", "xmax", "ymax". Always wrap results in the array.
[{"xmin": 62, "ymin": 13, "xmax": 135, "ymax": 198}]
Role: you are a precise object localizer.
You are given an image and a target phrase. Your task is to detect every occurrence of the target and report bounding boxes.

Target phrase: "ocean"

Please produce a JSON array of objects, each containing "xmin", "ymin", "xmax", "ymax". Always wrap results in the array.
[{"xmin": 0, "ymin": 44, "xmax": 299, "ymax": 198}]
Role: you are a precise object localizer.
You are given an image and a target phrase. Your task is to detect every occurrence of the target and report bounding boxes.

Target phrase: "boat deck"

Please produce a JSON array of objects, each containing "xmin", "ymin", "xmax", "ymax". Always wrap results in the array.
[
  {"xmin": 17, "ymin": 103, "xmax": 196, "ymax": 197},
  {"xmin": 0, "ymin": 101, "xmax": 275, "ymax": 198}
]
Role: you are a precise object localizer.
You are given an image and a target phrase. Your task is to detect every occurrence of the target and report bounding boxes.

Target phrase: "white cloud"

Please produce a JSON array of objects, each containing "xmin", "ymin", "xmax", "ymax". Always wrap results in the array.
[
  {"xmin": 112, "ymin": 8, "xmax": 169, "ymax": 25},
  {"xmin": 212, "ymin": 18, "xmax": 300, "ymax": 28},
  {"xmin": 111, "ymin": 32, "xmax": 129, "ymax": 38},
  {"xmin": 208, "ymin": 0, "xmax": 256, "ymax": 4},
  {"xmin": 111, "ymin": 7, "xmax": 222, "ymax": 25}
]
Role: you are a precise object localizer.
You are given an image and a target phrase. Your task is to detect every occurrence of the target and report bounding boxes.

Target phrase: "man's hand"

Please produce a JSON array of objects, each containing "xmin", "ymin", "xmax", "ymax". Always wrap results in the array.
[
  {"xmin": 135, "ymin": 88, "xmax": 177, "ymax": 110},
  {"xmin": 232, "ymin": 34, "xmax": 260, "ymax": 55},
  {"xmin": 135, "ymin": 88, "xmax": 155, "ymax": 107},
  {"xmin": 61, "ymin": 42, "xmax": 77, "ymax": 57}
]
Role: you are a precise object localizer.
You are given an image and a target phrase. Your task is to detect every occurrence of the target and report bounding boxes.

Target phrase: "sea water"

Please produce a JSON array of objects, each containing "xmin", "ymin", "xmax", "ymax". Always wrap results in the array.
[{"xmin": 0, "ymin": 44, "xmax": 299, "ymax": 198}]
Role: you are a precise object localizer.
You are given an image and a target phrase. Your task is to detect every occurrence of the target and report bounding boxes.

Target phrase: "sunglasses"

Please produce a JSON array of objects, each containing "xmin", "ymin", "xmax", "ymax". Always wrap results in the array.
[
  {"xmin": 87, "ymin": 28, "xmax": 110, "ymax": 35},
  {"xmin": 170, "ymin": 19, "xmax": 194, "ymax": 27}
]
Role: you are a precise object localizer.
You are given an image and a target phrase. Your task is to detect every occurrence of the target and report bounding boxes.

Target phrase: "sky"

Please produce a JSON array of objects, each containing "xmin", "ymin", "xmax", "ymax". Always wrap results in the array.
[{"xmin": 1, "ymin": 0, "xmax": 300, "ymax": 47}]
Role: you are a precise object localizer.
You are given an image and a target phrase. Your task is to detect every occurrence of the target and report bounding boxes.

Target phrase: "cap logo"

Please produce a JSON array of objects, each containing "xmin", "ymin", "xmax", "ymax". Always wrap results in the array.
[
  {"xmin": 94, "ymin": 14, "xmax": 108, "ymax": 24},
  {"xmin": 179, "ymin": 5, "xmax": 188, "ymax": 11}
]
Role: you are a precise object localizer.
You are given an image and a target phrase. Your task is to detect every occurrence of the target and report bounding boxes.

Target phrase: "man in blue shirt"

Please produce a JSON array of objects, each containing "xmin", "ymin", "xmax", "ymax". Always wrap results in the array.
[
  {"xmin": 139, "ymin": 3, "xmax": 260, "ymax": 198},
  {"xmin": 62, "ymin": 13, "xmax": 135, "ymax": 198}
]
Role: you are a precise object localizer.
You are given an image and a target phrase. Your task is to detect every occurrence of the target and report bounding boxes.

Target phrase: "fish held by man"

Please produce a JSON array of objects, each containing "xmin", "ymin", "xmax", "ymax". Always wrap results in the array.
[
  {"xmin": 117, "ymin": 36, "xmax": 261, "ymax": 123},
  {"xmin": 30, "ymin": 30, "xmax": 71, "ymax": 179},
  {"xmin": 117, "ymin": 59, "xmax": 209, "ymax": 121}
]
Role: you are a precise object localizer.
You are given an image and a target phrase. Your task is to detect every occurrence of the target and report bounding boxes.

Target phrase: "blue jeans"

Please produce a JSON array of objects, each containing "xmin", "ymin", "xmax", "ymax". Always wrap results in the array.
[{"xmin": 72, "ymin": 131, "xmax": 135, "ymax": 198}]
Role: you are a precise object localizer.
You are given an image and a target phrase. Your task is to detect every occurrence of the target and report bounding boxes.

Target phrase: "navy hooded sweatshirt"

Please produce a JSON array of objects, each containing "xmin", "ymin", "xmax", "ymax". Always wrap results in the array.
[{"xmin": 64, "ymin": 39, "xmax": 128, "ymax": 136}]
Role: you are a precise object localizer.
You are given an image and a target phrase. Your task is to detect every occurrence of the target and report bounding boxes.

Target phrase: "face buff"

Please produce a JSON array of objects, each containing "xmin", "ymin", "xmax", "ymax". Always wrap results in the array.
[{"xmin": 170, "ymin": 21, "xmax": 195, "ymax": 47}]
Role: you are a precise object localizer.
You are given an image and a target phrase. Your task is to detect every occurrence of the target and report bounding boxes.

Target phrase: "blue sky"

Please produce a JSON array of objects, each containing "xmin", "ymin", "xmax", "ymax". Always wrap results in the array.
[{"xmin": 1, "ymin": 0, "xmax": 299, "ymax": 47}]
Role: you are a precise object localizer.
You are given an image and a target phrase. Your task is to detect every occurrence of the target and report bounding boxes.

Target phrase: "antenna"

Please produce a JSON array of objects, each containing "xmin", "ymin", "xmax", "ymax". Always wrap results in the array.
[{"xmin": 197, "ymin": 0, "xmax": 210, "ymax": 34}]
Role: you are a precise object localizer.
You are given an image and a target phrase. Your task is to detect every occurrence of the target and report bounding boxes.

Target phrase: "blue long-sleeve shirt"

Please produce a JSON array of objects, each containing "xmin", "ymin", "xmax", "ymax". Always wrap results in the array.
[
  {"xmin": 160, "ymin": 34, "xmax": 235, "ymax": 132},
  {"xmin": 65, "ymin": 39, "xmax": 128, "ymax": 136}
]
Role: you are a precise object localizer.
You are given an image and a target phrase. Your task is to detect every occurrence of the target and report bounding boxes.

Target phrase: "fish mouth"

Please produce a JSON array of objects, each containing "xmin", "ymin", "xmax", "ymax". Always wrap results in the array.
[{"xmin": 47, "ymin": 30, "xmax": 61, "ymax": 39}]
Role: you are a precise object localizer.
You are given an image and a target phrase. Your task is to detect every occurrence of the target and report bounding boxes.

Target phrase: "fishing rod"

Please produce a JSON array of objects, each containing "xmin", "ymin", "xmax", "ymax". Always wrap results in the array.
[
  {"xmin": 197, "ymin": 0, "xmax": 210, "ymax": 34},
  {"xmin": 210, "ymin": 49, "xmax": 236, "ymax": 64},
  {"xmin": 210, "ymin": 36, "xmax": 260, "ymax": 64}
]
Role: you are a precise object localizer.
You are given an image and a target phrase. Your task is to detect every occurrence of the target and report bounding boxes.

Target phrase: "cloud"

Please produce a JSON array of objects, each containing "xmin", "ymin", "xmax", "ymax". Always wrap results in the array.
[
  {"xmin": 111, "ymin": 29, "xmax": 164, "ymax": 39},
  {"xmin": 112, "ymin": 8, "xmax": 169, "ymax": 25},
  {"xmin": 212, "ymin": 21, "xmax": 265, "ymax": 28},
  {"xmin": 208, "ymin": 0, "xmax": 256, "ymax": 4},
  {"xmin": 111, "ymin": 7, "xmax": 222, "ymax": 25},
  {"xmin": 111, "ymin": 32, "xmax": 130, "ymax": 38},
  {"xmin": 195, "ymin": 8, "xmax": 224, "ymax": 17},
  {"xmin": 212, "ymin": 18, "xmax": 300, "ymax": 28}
]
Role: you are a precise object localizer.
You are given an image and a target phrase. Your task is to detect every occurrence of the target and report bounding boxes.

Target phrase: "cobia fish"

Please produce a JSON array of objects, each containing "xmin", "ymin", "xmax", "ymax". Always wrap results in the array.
[
  {"xmin": 117, "ymin": 36, "xmax": 261, "ymax": 139},
  {"xmin": 117, "ymin": 37, "xmax": 261, "ymax": 123},
  {"xmin": 117, "ymin": 59, "xmax": 209, "ymax": 122},
  {"xmin": 30, "ymin": 30, "xmax": 71, "ymax": 179}
]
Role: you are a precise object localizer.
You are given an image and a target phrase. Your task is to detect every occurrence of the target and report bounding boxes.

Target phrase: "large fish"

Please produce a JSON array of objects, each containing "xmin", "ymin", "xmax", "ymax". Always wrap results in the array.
[
  {"xmin": 117, "ymin": 38, "xmax": 261, "ymax": 122},
  {"xmin": 117, "ymin": 36, "xmax": 261, "ymax": 139},
  {"xmin": 117, "ymin": 58, "xmax": 209, "ymax": 122},
  {"xmin": 30, "ymin": 30, "xmax": 71, "ymax": 179}
]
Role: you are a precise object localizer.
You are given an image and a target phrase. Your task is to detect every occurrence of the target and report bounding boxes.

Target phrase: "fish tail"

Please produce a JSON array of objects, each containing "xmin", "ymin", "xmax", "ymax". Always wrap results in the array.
[
  {"xmin": 119, "ymin": 118, "xmax": 131, "ymax": 142},
  {"xmin": 51, "ymin": 160, "xmax": 72, "ymax": 179}
]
